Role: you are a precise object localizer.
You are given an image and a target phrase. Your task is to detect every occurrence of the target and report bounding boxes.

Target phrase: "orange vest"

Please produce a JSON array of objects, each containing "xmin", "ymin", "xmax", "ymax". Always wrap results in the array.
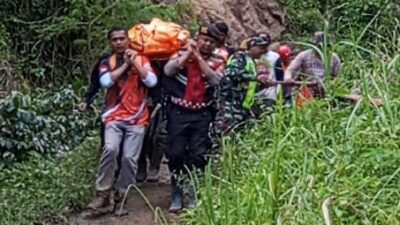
[{"xmin": 102, "ymin": 54, "xmax": 150, "ymax": 126}]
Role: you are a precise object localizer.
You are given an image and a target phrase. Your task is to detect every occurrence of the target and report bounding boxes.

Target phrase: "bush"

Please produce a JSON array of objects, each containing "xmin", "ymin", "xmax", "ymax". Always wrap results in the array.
[
  {"xmin": 0, "ymin": 87, "xmax": 98, "ymax": 165},
  {"xmin": 0, "ymin": 137, "xmax": 99, "ymax": 225}
]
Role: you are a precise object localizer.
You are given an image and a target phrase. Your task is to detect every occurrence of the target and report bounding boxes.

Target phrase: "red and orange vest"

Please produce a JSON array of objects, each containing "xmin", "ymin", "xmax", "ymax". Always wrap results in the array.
[{"xmin": 101, "ymin": 54, "xmax": 152, "ymax": 126}]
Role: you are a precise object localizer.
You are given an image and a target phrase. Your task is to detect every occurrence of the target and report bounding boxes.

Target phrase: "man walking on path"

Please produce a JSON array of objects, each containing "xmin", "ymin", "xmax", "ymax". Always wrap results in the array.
[
  {"xmin": 163, "ymin": 23, "xmax": 225, "ymax": 212},
  {"xmin": 85, "ymin": 27, "xmax": 157, "ymax": 216}
]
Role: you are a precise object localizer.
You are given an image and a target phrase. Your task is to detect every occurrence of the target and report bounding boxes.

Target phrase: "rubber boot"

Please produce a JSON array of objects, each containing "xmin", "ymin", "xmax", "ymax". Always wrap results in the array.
[
  {"xmin": 136, "ymin": 163, "xmax": 147, "ymax": 183},
  {"xmin": 169, "ymin": 176, "xmax": 183, "ymax": 213}
]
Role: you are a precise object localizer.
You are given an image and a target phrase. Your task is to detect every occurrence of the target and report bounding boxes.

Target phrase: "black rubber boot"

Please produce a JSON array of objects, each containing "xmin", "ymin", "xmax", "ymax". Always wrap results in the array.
[
  {"xmin": 136, "ymin": 162, "xmax": 147, "ymax": 183},
  {"xmin": 169, "ymin": 176, "xmax": 183, "ymax": 213}
]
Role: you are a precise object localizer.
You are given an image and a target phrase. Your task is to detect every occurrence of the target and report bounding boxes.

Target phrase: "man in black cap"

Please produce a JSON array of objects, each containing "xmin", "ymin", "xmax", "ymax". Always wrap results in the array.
[
  {"xmin": 214, "ymin": 21, "xmax": 233, "ymax": 63},
  {"xmin": 254, "ymin": 32, "xmax": 288, "ymax": 107},
  {"xmin": 163, "ymin": 23, "xmax": 225, "ymax": 212}
]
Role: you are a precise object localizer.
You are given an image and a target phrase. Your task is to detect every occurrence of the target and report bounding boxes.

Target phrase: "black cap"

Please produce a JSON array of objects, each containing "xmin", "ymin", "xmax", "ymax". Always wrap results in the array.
[
  {"xmin": 198, "ymin": 23, "xmax": 222, "ymax": 41},
  {"xmin": 215, "ymin": 21, "xmax": 229, "ymax": 35}
]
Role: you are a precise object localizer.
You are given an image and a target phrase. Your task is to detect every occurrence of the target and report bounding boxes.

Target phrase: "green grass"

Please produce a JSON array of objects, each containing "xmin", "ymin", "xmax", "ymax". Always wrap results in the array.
[
  {"xmin": 0, "ymin": 137, "xmax": 99, "ymax": 225},
  {"xmin": 183, "ymin": 20, "xmax": 400, "ymax": 225}
]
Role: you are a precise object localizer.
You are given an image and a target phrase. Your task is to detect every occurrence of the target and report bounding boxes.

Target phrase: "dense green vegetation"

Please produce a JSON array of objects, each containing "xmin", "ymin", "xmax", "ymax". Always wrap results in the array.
[
  {"xmin": 0, "ymin": 87, "xmax": 96, "ymax": 165},
  {"xmin": 0, "ymin": 137, "xmax": 99, "ymax": 225},
  {"xmin": 185, "ymin": 44, "xmax": 400, "ymax": 225},
  {"xmin": 0, "ymin": 0, "xmax": 185, "ymax": 90},
  {"xmin": 185, "ymin": 1, "xmax": 400, "ymax": 224},
  {"xmin": 281, "ymin": 0, "xmax": 399, "ymax": 41}
]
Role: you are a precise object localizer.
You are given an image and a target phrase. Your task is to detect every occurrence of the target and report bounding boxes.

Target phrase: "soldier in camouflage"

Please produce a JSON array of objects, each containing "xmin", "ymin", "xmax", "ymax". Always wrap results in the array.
[{"xmin": 212, "ymin": 36, "xmax": 270, "ymax": 151}]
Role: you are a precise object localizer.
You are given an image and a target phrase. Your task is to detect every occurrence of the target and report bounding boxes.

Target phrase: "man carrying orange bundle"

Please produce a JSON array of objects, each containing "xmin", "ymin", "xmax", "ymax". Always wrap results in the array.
[
  {"xmin": 85, "ymin": 27, "xmax": 157, "ymax": 216},
  {"xmin": 163, "ymin": 23, "xmax": 225, "ymax": 212}
]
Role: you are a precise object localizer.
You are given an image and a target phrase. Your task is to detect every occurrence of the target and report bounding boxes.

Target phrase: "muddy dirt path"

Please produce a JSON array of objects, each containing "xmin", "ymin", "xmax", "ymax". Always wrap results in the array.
[{"xmin": 69, "ymin": 164, "xmax": 180, "ymax": 225}]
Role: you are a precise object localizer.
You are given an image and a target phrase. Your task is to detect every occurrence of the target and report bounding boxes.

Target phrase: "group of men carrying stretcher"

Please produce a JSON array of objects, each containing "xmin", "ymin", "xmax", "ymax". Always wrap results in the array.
[{"xmin": 78, "ymin": 19, "xmax": 382, "ymax": 217}]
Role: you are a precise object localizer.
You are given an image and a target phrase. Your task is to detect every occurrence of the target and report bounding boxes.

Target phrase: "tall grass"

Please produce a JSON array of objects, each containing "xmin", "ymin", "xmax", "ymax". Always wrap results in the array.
[{"xmin": 183, "ymin": 20, "xmax": 400, "ymax": 225}]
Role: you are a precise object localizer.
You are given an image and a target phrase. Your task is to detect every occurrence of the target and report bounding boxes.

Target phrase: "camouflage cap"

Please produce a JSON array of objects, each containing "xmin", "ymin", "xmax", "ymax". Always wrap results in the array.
[
  {"xmin": 248, "ymin": 36, "xmax": 269, "ymax": 47},
  {"xmin": 256, "ymin": 32, "xmax": 271, "ymax": 45}
]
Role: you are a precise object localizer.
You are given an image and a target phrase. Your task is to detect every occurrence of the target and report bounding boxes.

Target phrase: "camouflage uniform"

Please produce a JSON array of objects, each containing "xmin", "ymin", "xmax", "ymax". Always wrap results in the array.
[
  {"xmin": 211, "ymin": 36, "xmax": 269, "ymax": 153},
  {"xmin": 214, "ymin": 51, "xmax": 258, "ymax": 135}
]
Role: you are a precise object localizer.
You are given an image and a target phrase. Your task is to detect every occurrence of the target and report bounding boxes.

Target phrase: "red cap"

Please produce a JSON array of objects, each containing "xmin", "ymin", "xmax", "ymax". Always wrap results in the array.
[{"xmin": 278, "ymin": 45, "xmax": 292, "ymax": 59}]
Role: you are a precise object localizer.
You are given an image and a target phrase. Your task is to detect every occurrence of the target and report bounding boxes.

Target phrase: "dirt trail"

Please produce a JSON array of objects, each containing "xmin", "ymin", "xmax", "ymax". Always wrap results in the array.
[{"xmin": 69, "ymin": 164, "xmax": 179, "ymax": 225}]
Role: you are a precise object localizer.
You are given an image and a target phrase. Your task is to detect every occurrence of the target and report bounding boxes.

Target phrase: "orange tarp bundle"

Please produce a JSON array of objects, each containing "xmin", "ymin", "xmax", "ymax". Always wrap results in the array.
[
  {"xmin": 128, "ymin": 18, "xmax": 190, "ymax": 58},
  {"xmin": 295, "ymin": 85, "xmax": 314, "ymax": 108}
]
